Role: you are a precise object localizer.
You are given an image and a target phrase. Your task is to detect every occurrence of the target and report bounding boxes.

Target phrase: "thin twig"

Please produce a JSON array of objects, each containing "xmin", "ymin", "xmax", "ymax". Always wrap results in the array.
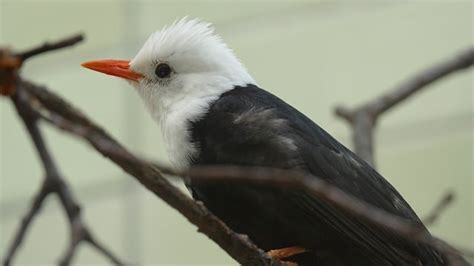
[
  {"xmin": 2, "ymin": 182, "xmax": 49, "ymax": 266},
  {"xmin": 363, "ymin": 47, "xmax": 474, "ymax": 116},
  {"xmin": 59, "ymin": 219, "xmax": 84, "ymax": 266},
  {"xmin": 423, "ymin": 191, "xmax": 455, "ymax": 226},
  {"xmin": 86, "ymin": 232, "xmax": 127, "ymax": 266},
  {"xmin": 17, "ymin": 34, "xmax": 84, "ymax": 62},
  {"xmin": 334, "ymin": 47, "xmax": 474, "ymax": 165}
]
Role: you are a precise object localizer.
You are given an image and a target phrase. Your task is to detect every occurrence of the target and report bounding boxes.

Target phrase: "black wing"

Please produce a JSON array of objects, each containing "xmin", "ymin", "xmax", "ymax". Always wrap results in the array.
[{"xmin": 190, "ymin": 84, "xmax": 443, "ymax": 265}]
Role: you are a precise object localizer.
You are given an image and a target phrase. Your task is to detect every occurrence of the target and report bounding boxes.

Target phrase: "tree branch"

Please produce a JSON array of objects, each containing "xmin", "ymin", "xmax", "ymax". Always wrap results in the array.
[
  {"xmin": 17, "ymin": 78, "xmax": 469, "ymax": 265},
  {"xmin": 334, "ymin": 47, "xmax": 474, "ymax": 165},
  {"xmin": 423, "ymin": 190, "xmax": 455, "ymax": 226},
  {"xmin": 16, "ymin": 34, "xmax": 84, "ymax": 62},
  {"xmin": 2, "ymin": 35, "xmax": 122, "ymax": 266},
  {"xmin": 15, "ymin": 78, "xmax": 281, "ymax": 266},
  {"xmin": 2, "ymin": 182, "xmax": 49, "ymax": 266},
  {"xmin": 3, "ymin": 88, "xmax": 124, "ymax": 266}
]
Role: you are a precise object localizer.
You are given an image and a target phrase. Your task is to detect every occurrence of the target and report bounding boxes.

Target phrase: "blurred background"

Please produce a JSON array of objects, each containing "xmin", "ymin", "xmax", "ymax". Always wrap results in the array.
[{"xmin": 0, "ymin": 1, "xmax": 472, "ymax": 265}]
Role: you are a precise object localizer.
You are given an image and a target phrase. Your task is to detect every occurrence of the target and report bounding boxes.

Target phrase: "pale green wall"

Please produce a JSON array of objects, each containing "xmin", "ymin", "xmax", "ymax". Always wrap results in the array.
[{"xmin": 0, "ymin": 1, "xmax": 472, "ymax": 265}]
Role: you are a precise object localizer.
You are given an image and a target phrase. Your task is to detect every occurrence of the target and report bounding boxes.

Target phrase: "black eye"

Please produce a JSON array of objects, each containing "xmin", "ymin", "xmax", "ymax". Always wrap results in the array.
[{"xmin": 155, "ymin": 63, "xmax": 172, "ymax": 78}]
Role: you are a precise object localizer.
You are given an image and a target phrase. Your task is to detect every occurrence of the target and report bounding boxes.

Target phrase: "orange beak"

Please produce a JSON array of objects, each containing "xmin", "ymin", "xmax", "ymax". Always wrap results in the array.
[{"xmin": 81, "ymin": 59, "xmax": 143, "ymax": 81}]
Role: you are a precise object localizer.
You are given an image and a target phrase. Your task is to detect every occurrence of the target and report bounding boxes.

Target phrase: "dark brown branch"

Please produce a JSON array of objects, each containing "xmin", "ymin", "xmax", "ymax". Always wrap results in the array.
[
  {"xmin": 58, "ymin": 221, "xmax": 121, "ymax": 266},
  {"xmin": 335, "ymin": 47, "xmax": 474, "ymax": 165},
  {"xmin": 170, "ymin": 166, "xmax": 426, "ymax": 236},
  {"xmin": 85, "ymin": 232, "xmax": 127, "ymax": 266},
  {"xmin": 362, "ymin": 47, "xmax": 473, "ymax": 116},
  {"xmin": 59, "ymin": 220, "xmax": 83, "ymax": 266},
  {"xmin": 3, "ymin": 83, "xmax": 124, "ymax": 266},
  {"xmin": 18, "ymin": 78, "xmax": 468, "ymax": 265},
  {"xmin": 16, "ymin": 34, "xmax": 84, "ymax": 62},
  {"xmin": 16, "ymin": 79, "xmax": 280, "ymax": 266},
  {"xmin": 1, "ymin": 34, "xmax": 83, "ymax": 96}
]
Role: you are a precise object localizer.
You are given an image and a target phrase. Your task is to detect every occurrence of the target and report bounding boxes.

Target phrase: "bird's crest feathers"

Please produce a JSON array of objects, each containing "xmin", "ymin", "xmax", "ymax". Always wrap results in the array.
[
  {"xmin": 131, "ymin": 17, "xmax": 253, "ymax": 85},
  {"xmin": 140, "ymin": 17, "xmax": 219, "ymax": 60}
]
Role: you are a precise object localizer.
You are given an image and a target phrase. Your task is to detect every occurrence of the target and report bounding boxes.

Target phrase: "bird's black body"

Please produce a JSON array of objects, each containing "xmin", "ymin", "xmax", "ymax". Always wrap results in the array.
[{"xmin": 189, "ymin": 85, "xmax": 444, "ymax": 266}]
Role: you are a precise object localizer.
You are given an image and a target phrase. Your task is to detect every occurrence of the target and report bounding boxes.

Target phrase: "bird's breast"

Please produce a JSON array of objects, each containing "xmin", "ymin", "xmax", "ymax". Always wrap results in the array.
[
  {"xmin": 160, "ymin": 113, "xmax": 197, "ymax": 171},
  {"xmin": 159, "ymin": 96, "xmax": 219, "ymax": 171}
]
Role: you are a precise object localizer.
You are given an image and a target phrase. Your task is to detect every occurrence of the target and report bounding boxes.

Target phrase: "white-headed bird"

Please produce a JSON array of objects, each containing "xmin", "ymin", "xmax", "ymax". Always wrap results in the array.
[{"xmin": 82, "ymin": 18, "xmax": 445, "ymax": 266}]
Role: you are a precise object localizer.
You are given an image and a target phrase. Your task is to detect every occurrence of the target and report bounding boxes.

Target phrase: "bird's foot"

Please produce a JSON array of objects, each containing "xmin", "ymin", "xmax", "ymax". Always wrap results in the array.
[{"xmin": 267, "ymin": 246, "xmax": 307, "ymax": 263}]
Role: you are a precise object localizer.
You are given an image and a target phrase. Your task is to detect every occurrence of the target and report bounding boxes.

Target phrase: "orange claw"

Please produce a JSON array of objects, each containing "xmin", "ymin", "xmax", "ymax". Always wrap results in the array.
[
  {"xmin": 281, "ymin": 262, "xmax": 298, "ymax": 266},
  {"xmin": 267, "ymin": 246, "xmax": 307, "ymax": 259}
]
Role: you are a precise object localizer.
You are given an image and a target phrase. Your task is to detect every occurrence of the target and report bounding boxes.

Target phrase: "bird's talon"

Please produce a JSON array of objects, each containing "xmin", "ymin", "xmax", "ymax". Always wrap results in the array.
[{"xmin": 267, "ymin": 246, "xmax": 307, "ymax": 259}]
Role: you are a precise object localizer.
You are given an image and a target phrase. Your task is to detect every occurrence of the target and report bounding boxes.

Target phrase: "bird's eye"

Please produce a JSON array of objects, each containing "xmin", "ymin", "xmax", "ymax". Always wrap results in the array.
[{"xmin": 155, "ymin": 63, "xmax": 172, "ymax": 78}]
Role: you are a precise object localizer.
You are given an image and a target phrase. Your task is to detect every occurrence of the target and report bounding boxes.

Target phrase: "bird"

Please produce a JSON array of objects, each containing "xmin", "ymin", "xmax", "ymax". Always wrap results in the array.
[{"xmin": 82, "ymin": 18, "xmax": 446, "ymax": 265}]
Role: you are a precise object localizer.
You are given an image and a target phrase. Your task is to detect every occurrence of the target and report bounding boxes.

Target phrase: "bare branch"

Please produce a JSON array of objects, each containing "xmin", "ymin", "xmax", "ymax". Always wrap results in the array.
[
  {"xmin": 159, "ymin": 165, "xmax": 425, "ymax": 237},
  {"xmin": 334, "ymin": 47, "xmax": 474, "ymax": 165},
  {"xmin": 16, "ymin": 79, "xmax": 280, "ymax": 266},
  {"xmin": 162, "ymin": 165, "xmax": 471, "ymax": 266},
  {"xmin": 363, "ymin": 47, "xmax": 474, "ymax": 116},
  {"xmin": 59, "ymin": 220, "xmax": 83, "ymax": 266},
  {"xmin": 2, "ymin": 34, "xmax": 124, "ymax": 266},
  {"xmin": 3, "ymin": 85, "xmax": 124, "ymax": 266},
  {"xmin": 3, "ymin": 183, "xmax": 49, "ymax": 266},
  {"xmin": 18, "ymin": 78, "xmax": 468, "ymax": 265},
  {"xmin": 85, "ymin": 231, "xmax": 128, "ymax": 266},
  {"xmin": 1, "ymin": 34, "xmax": 83, "ymax": 96},
  {"xmin": 16, "ymin": 34, "xmax": 84, "ymax": 62}
]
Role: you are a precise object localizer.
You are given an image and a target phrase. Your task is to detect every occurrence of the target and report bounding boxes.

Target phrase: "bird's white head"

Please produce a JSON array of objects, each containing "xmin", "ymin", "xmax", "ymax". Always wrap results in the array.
[
  {"xmin": 83, "ymin": 17, "xmax": 254, "ymax": 122},
  {"xmin": 82, "ymin": 18, "xmax": 255, "ymax": 169}
]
